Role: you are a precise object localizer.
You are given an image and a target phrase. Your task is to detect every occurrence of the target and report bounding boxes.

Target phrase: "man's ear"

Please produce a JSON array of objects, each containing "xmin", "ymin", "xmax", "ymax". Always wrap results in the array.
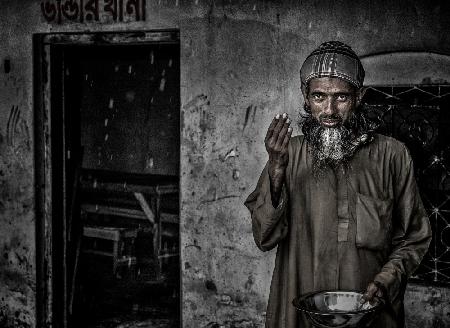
[
  {"xmin": 356, "ymin": 87, "xmax": 367, "ymax": 107},
  {"xmin": 301, "ymin": 84, "xmax": 310, "ymax": 106}
]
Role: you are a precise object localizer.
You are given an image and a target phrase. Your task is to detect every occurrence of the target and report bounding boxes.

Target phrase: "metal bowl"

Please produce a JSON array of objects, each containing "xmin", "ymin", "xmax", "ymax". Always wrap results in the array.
[{"xmin": 292, "ymin": 290, "xmax": 384, "ymax": 328}]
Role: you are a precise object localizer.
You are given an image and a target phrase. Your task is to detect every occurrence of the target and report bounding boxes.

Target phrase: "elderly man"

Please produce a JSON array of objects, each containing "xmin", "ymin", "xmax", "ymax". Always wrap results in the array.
[{"xmin": 244, "ymin": 41, "xmax": 432, "ymax": 328}]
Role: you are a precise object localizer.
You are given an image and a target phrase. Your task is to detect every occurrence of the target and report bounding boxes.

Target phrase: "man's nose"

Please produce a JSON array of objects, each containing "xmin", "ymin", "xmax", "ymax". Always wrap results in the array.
[{"xmin": 323, "ymin": 98, "xmax": 337, "ymax": 115}]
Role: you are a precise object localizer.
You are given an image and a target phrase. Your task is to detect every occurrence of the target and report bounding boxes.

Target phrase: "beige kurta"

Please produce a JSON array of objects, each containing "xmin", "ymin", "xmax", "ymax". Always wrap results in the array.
[{"xmin": 245, "ymin": 134, "xmax": 431, "ymax": 328}]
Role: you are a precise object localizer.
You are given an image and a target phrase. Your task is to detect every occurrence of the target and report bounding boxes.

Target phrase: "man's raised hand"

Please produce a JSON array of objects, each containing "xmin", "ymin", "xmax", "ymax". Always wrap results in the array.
[{"xmin": 265, "ymin": 113, "xmax": 293, "ymax": 207}]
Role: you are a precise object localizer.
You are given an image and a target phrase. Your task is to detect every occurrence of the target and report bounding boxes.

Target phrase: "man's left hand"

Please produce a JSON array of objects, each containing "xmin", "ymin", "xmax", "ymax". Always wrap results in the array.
[{"xmin": 361, "ymin": 281, "xmax": 384, "ymax": 305}]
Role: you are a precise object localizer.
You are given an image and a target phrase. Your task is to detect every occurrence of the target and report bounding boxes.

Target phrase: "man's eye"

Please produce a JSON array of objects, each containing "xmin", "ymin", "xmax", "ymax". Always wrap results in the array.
[
  {"xmin": 337, "ymin": 95, "xmax": 348, "ymax": 101},
  {"xmin": 312, "ymin": 94, "xmax": 323, "ymax": 101}
]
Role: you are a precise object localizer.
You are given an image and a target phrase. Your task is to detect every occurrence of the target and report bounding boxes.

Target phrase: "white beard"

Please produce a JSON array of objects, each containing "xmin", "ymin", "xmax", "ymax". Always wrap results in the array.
[{"xmin": 317, "ymin": 128, "xmax": 345, "ymax": 162}]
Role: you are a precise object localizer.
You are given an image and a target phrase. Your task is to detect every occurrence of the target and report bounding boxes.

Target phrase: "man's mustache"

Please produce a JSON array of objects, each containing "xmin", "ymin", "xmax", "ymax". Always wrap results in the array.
[
  {"xmin": 318, "ymin": 113, "xmax": 343, "ymax": 125},
  {"xmin": 318, "ymin": 113, "xmax": 343, "ymax": 121}
]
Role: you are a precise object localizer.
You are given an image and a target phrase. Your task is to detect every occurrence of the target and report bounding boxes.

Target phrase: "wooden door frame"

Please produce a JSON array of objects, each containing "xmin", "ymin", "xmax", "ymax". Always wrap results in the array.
[{"xmin": 33, "ymin": 30, "xmax": 180, "ymax": 328}]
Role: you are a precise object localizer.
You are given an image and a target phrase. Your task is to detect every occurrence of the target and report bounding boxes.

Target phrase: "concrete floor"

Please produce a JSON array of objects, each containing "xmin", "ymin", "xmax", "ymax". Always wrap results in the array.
[
  {"xmin": 79, "ymin": 296, "xmax": 179, "ymax": 328},
  {"xmin": 94, "ymin": 318, "xmax": 177, "ymax": 328},
  {"xmin": 87, "ymin": 309, "xmax": 178, "ymax": 328}
]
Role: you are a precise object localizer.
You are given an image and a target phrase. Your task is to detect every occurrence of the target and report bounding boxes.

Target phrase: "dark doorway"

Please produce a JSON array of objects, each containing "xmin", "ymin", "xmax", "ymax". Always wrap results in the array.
[{"xmin": 34, "ymin": 31, "xmax": 180, "ymax": 328}]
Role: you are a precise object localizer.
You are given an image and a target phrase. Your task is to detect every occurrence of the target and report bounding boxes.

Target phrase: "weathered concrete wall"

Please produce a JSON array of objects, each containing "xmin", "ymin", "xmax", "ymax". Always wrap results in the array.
[
  {"xmin": 0, "ymin": 2, "xmax": 40, "ymax": 326},
  {"xmin": 0, "ymin": 0, "xmax": 449, "ymax": 327},
  {"xmin": 405, "ymin": 284, "xmax": 450, "ymax": 328}
]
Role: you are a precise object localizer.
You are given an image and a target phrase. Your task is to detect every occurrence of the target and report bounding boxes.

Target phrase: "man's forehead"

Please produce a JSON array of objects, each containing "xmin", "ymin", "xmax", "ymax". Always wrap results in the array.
[{"xmin": 308, "ymin": 77, "xmax": 356, "ymax": 93}]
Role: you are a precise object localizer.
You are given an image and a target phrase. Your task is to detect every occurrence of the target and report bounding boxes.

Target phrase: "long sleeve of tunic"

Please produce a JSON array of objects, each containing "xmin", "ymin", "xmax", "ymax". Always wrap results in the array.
[
  {"xmin": 244, "ymin": 134, "xmax": 432, "ymax": 328},
  {"xmin": 246, "ymin": 161, "xmax": 289, "ymax": 252}
]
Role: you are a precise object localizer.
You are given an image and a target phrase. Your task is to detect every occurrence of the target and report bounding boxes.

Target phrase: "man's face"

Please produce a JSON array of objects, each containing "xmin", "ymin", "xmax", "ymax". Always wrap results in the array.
[
  {"xmin": 303, "ymin": 77, "xmax": 362, "ymax": 128},
  {"xmin": 300, "ymin": 77, "xmax": 366, "ymax": 175}
]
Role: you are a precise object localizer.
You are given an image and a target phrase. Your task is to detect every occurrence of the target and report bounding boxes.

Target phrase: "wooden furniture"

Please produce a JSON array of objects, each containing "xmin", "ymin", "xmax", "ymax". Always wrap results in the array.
[
  {"xmin": 155, "ymin": 185, "xmax": 179, "ymax": 277},
  {"xmin": 82, "ymin": 226, "xmax": 138, "ymax": 276},
  {"xmin": 79, "ymin": 173, "xmax": 179, "ymax": 281}
]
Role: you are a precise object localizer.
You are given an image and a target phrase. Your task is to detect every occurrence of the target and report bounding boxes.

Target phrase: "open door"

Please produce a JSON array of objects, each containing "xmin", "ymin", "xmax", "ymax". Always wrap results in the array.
[{"xmin": 34, "ymin": 31, "xmax": 180, "ymax": 328}]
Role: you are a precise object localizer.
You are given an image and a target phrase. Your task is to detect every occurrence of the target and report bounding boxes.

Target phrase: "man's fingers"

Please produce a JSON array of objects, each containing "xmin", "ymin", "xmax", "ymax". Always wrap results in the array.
[
  {"xmin": 361, "ymin": 282, "xmax": 378, "ymax": 303},
  {"xmin": 281, "ymin": 127, "xmax": 293, "ymax": 149},
  {"xmin": 273, "ymin": 113, "xmax": 288, "ymax": 135},
  {"xmin": 266, "ymin": 113, "xmax": 290, "ymax": 150},
  {"xmin": 265, "ymin": 115, "xmax": 280, "ymax": 143},
  {"xmin": 276, "ymin": 119, "xmax": 291, "ymax": 149}
]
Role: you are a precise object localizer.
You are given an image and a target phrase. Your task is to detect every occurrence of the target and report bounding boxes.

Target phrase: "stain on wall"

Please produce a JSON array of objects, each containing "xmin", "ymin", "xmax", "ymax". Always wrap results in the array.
[{"xmin": 0, "ymin": 0, "xmax": 449, "ymax": 327}]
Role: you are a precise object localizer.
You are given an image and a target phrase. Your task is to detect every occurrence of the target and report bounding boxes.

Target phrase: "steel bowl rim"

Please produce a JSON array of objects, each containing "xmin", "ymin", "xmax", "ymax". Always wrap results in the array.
[{"xmin": 292, "ymin": 289, "xmax": 385, "ymax": 316}]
